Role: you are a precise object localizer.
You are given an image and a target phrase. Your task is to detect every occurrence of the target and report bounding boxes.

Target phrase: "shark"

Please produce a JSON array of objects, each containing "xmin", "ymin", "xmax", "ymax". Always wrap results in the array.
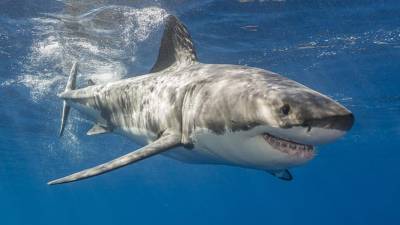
[{"xmin": 48, "ymin": 15, "xmax": 354, "ymax": 185}]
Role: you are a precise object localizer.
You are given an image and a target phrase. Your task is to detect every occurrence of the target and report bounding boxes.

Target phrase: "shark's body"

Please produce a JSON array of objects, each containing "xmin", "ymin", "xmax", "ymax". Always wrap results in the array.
[{"xmin": 49, "ymin": 16, "xmax": 354, "ymax": 185}]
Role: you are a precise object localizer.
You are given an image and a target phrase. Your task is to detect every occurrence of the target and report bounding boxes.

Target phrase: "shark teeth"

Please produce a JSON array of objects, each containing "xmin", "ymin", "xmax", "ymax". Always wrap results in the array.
[{"xmin": 263, "ymin": 133, "xmax": 314, "ymax": 157}]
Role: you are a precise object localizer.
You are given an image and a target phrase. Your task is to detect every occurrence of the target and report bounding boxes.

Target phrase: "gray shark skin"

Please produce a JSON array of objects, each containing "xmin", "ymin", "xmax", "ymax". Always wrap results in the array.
[{"xmin": 48, "ymin": 15, "xmax": 354, "ymax": 185}]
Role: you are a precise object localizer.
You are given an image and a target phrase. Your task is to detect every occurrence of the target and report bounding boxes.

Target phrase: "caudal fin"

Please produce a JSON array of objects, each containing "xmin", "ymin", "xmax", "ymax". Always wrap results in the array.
[{"xmin": 59, "ymin": 62, "xmax": 78, "ymax": 137}]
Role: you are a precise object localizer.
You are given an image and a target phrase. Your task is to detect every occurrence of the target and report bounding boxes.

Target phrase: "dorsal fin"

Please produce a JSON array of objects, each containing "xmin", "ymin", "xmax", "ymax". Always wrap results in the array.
[{"xmin": 150, "ymin": 15, "xmax": 198, "ymax": 73}]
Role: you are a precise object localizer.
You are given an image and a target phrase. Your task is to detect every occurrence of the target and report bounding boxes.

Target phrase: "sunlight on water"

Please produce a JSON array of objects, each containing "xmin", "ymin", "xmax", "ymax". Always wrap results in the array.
[
  {"xmin": 2, "ymin": 5, "xmax": 167, "ymax": 102},
  {"xmin": 0, "ymin": 4, "xmax": 168, "ymax": 161}
]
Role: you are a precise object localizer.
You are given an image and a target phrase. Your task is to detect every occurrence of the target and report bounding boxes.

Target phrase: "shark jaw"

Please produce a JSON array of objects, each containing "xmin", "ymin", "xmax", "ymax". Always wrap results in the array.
[{"xmin": 262, "ymin": 132, "xmax": 315, "ymax": 160}]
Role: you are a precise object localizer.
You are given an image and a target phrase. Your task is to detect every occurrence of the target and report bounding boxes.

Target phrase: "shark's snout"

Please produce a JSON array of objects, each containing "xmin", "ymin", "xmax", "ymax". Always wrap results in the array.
[
  {"xmin": 289, "ymin": 112, "xmax": 354, "ymax": 145},
  {"xmin": 266, "ymin": 106, "xmax": 355, "ymax": 146},
  {"xmin": 302, "ymin": 112, "xmax": 354, "ymax": 145},
  {"xmin": 303, "ymin": 113, "xmax": 354, "ymax": 132}
]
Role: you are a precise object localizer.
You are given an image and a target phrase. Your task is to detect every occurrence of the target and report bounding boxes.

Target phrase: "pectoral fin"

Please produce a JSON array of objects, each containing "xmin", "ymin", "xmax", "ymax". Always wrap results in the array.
[
  {"xmin": 87, "ymin": 124, "xmax": 110, "ymax": 136},
  {"xmin": 48, "ymin": 133, "xmax": 181, "ymax": 185},
  {"xmin": 268, "ymin": 169, "xmax": 293, "ymax": 181}
]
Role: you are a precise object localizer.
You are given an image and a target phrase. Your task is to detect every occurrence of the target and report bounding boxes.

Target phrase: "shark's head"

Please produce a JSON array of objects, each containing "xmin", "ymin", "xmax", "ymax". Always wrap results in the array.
[
  {"xmin": 235, "ymin": 70, "xmax": 354, "ymax": 168},
  {"xmin": 256, "ymin": 78, "xmax": 354, "ymax": 146},
  {"xmin": 191, "ymin": 67, "xmax": 354, "ymax": 170}
]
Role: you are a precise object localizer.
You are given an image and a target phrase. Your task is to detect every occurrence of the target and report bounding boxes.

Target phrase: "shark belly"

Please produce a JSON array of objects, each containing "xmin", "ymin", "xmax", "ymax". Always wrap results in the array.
[{"xmin": 162, "ymin": 128, "xmax": 298, "ymax": 170}]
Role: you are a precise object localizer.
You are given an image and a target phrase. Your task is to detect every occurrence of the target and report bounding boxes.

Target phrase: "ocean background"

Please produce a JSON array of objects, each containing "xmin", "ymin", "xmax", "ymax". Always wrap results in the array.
[{"xmin": 0, "ymin": 0, "xmax": 399, "ymax": 224}]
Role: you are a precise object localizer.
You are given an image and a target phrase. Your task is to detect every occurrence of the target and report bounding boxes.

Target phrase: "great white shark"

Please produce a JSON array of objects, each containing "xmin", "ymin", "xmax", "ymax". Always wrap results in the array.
[{"xmin": 48, "ymin": 15, "xmax": 354, "ymax": 185}]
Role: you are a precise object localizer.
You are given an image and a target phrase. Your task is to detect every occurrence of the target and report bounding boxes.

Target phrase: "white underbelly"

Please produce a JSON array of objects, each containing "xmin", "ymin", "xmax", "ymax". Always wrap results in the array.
[
  {"xmin": 167, "ymin": 128, "xmax": 293, "ymax": 170},
  {"xmin": 117, "ymin": 127, "xmax": 291, "ymax": 170}
]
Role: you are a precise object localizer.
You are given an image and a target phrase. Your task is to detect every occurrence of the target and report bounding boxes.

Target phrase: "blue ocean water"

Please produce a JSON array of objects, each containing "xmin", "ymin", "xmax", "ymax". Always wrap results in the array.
[{"xmin": 0, "ymin": 0, "xmax": 399, "ymax": 224}]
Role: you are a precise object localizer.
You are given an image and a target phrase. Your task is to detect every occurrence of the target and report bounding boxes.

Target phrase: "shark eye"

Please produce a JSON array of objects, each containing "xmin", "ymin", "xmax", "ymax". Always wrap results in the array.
[{"xmin": 280, "ymin": 104, "xmax": 290, "ymax": 116}]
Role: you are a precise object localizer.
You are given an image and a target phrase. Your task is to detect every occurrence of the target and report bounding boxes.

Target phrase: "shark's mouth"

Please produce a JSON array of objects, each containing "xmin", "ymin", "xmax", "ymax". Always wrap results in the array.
[{"xmin": 263, "ymin": 133, "xmax": 315, "ymax": 158}]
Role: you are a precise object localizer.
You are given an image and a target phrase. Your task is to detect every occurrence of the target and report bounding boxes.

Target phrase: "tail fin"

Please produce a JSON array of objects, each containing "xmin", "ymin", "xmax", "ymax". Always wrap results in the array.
[{"xmin": 59, "ymin": 62, "xmax": 78, "ymax": 137}]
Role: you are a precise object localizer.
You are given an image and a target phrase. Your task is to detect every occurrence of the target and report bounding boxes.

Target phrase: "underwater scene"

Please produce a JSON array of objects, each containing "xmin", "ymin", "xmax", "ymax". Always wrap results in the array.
[{"xmin": 0, "ymin": 0, "xmax": 399, "ymax": 225}]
